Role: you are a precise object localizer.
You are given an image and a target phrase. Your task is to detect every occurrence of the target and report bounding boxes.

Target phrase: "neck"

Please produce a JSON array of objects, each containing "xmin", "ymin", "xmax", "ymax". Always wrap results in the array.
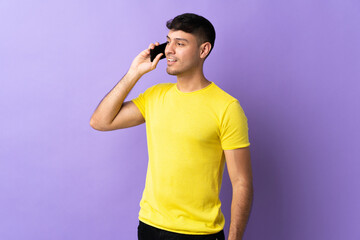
[{"xmin": 176, "ymin": 68, "xmax": 211, "ymax": 93}]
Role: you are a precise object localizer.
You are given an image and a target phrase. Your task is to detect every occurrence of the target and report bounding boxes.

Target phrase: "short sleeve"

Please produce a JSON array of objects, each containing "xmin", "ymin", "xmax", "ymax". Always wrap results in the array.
[
  {"xmin": 220, "ymin": 100, "xmax": 250, "ymax": 150},
  {"xmin": 131, "ymin": 84, "xmax": 160, "ymax": 120},
  {"xmin": 132, "ymin": 92, "xmax": 146, "ymax": 120}
]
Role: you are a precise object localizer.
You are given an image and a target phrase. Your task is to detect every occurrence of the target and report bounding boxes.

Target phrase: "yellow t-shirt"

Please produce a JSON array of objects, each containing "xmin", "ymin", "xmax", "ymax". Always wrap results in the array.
[{"xmin": 131, "ymin": 81, "xmax": 250, "ymax": 235}]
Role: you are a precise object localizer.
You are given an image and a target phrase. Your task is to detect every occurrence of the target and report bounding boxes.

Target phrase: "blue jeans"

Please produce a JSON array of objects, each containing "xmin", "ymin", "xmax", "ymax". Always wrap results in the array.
[{"xmin": 137, "ymin": 221, "xmax": 225, "ymax": 240}]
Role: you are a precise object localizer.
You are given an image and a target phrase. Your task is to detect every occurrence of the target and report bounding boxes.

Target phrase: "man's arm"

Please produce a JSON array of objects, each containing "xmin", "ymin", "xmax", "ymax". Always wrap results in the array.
[
  {"xmin": 224, "ymin": 147, "xmax": 253, "ymax": 240},
  {"xmin": 90, "ymin": 42, "xmax": 163, "ymax": 131}
]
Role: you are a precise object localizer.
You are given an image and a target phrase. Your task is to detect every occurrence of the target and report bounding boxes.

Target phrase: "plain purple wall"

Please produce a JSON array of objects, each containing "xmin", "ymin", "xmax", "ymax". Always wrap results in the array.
[{"xmin": 1, "ymin": 0, "xmax": 359, "ymax": 239}]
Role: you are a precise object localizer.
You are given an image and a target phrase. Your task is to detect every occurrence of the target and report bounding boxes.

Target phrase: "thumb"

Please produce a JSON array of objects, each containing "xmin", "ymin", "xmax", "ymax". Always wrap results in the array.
[{"xmin": 150, "ymin": 53, "xmax": 164, "ymax": 70}]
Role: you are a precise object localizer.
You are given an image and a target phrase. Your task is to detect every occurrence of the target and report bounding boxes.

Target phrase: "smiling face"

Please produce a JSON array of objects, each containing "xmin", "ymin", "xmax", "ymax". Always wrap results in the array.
[{"xmin": 165, "ymin": 30, "xmax": 204, "ymax": 76}]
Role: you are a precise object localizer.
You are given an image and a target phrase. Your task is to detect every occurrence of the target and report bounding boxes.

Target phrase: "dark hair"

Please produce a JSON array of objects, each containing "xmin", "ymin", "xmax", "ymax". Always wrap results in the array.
[{"xmin": 166, "ymin": 13, "xmax": 216, "ymax": 57}]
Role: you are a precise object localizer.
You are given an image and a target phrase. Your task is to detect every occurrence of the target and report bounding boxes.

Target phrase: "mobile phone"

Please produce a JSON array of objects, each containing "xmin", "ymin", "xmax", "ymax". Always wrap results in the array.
[{"xmin": 150, "ymin": 42, "xmax": 167, "ymax": 62}]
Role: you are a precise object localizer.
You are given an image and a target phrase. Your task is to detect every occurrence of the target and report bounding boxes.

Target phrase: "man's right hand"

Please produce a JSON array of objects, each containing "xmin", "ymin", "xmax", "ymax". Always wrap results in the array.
[
  {"xmin": 128, "ymin": 42, "xmax": 164, "ymax": 77},
  {"xmin": 90, "ymin": 42, "xmax": 164, "ymax": 131}
]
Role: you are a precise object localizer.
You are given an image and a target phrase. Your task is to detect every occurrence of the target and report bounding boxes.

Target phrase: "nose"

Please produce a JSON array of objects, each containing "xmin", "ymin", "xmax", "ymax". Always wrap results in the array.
[{"xmin": 165, "ymin": 42, "xmax": 175, "ymax": 57}]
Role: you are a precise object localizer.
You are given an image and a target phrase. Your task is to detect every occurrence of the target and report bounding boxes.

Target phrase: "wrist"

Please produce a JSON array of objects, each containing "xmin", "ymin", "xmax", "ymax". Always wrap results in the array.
[{"xmin": 126, "ymin": 68, "xmax": 142, "ymax": 81}]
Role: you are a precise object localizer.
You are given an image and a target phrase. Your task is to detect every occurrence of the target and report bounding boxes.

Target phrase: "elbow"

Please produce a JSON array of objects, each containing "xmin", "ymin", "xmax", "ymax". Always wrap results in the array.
[
  {"xmin": 233, "ymin": 180, "xmax": 253, "ymax": 192},
  {"xmin": 89, "ymin": 118, "xmax": 100, "ymax": 130},
  {"xmin": 89, "ymin": 117, "xmax": 108, "ymax": 131},
  {"xmin": 233, "ymin": 182, "xmax": 254, "ymax": 200}
]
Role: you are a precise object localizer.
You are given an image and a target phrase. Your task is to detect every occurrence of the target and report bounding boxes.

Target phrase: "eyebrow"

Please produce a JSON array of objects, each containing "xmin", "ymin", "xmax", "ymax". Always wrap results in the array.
[{"xmin": 166, "ymin": 36, "xmax": 189, "ymax": 42}]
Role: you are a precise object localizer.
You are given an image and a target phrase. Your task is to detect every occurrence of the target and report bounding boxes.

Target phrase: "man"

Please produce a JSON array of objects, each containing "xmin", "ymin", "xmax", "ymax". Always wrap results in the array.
[{"xmin": 90, "ymin": 13, "xmax": 253, "ymax": 240}]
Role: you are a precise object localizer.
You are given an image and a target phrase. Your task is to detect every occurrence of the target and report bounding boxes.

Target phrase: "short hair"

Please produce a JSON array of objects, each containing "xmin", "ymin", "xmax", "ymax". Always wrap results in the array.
[{"xmin": 166, "ymin": 13, "xmax": 216, "ymax": 57}]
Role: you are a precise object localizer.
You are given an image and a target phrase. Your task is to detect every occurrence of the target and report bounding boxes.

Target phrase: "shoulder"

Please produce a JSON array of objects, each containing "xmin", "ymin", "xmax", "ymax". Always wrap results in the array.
[
  {"xmin": 143, "ymin": 82, "xmax": 175, "ymax": 95},
  {"xmin": 210, "ymin": 83, "xmax": 239, "ymax": 106},
  {"xmin": 147, "ymin": 82, "xmax": 174, "ymax": 91}
]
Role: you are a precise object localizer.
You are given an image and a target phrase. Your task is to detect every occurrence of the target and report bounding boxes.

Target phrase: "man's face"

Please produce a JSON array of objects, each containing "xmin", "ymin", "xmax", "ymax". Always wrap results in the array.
[{"xmin": 165, "ymin": 30, "xmax": 202, "ymax": 76}]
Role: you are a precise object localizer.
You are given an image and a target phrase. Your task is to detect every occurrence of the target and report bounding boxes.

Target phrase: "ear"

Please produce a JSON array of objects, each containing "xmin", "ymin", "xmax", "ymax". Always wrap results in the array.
[{"xmin": 199, "ymin": 42, "xmax": 212, "ymax": 59}]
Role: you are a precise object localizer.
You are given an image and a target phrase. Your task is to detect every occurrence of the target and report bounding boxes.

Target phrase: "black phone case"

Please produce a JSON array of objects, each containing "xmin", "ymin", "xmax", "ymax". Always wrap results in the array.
[{"xmin": 150, "ymin": 43, "xmax": 167, "ymax": 62}]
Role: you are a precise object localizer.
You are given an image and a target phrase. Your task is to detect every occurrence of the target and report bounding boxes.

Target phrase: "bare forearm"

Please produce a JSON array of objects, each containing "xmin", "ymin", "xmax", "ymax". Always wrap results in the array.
[
  {"xmin": 90, "ymin": 42, "xmax": 163, "ymax": 130},
  {"xmin": 228, "ymin": 184, "xmax": 253, "ymax": 240},
  {"xmin": 90, "ymin": 70, "xmax": 141, "ymax": 128}
]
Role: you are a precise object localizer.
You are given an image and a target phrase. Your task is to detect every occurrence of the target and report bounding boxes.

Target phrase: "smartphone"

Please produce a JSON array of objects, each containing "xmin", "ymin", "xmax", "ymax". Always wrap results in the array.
[{"xmin": 150, "ymin": 42, "xmax": 167, "ymax": 62}]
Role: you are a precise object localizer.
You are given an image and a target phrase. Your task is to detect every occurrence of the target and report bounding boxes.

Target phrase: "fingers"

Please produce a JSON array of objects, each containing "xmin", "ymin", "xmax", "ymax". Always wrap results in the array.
[
  {"xmin": 142, "ymin": 42, "xmax": 160, "ymax": 61},
  {"xmin": 151, "ymin": 53, "xmax": 163, "ymax": 69},
  {"xmin": 144, "ymin": 42, "xmax": 160, "ymax": 57},
  {"xmin": 148, "ymin": 42, "xmax": 160, "ymax": 50}
]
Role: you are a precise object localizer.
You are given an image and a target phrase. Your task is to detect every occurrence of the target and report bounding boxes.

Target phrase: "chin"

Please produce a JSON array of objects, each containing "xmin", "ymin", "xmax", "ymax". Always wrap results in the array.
[{"xmin": 166, "ymin": 68, "xmax": 180, "ymax": 76}]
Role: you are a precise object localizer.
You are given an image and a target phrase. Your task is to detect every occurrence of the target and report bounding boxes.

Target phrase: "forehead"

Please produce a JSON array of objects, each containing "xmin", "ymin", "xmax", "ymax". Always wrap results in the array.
[{"xmin": 167, "ymin": 30, "xmax": 197, "ymax": 42}]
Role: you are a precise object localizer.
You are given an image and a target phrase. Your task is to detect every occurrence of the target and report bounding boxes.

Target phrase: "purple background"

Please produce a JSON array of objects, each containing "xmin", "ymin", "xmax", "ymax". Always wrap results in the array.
[{"xmin": 1, "ymin": 1, "xmax": 359, "ymax": 239}]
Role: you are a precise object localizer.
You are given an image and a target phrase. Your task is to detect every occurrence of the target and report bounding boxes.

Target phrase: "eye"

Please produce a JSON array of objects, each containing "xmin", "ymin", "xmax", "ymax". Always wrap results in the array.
[{"xmin": 177, "ymin": 42, "xmax": 184, "ymax": 46}]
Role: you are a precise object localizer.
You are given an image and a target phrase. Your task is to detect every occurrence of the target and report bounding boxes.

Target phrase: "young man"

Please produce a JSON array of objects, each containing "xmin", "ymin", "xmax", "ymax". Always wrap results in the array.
[{"xmin": 90, "ymin": 13, "xmax": 253, "ymax": 240}]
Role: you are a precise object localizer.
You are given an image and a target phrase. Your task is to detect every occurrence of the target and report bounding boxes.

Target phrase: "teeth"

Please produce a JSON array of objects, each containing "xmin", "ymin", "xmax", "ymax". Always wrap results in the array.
[{"xmin": 168, "ymin": 59, "xmax": 176, "ymax": 62}]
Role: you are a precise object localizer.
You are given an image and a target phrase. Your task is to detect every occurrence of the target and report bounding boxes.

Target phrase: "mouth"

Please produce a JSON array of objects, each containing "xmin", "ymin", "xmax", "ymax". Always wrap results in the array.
[{"xmin": 167, "ymin": 58, "xmax": 177, "ymax": 65}]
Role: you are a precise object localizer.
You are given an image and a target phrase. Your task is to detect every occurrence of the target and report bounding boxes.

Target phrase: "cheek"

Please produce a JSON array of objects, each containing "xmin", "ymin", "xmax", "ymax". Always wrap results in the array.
[{"xmin": 182, "ymin": 48, "xmax": 199, "ymax": 61}]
